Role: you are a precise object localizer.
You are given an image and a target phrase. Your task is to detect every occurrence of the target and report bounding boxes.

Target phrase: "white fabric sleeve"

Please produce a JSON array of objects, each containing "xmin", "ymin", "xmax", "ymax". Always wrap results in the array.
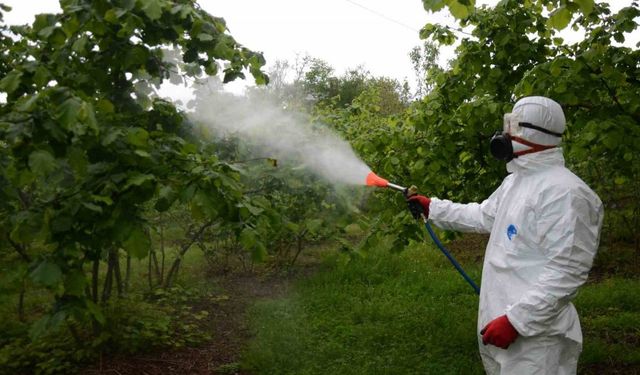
[
  {"xmin": 506, "ymin": 190, "xmax": 604, "ymax": 337},
  {"xmin": 428, "ymin": 177, "xmax": 509, "ymax": 234}
]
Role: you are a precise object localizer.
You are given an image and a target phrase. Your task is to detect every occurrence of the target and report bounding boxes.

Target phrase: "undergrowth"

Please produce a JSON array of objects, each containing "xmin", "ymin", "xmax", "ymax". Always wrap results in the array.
[{"xmin": 0, "ymin": 286, "xmax": 212, "ymax": 375}]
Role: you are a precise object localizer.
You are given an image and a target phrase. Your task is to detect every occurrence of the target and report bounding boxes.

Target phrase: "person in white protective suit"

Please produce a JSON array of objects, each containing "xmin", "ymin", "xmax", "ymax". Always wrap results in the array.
[{"xmin": 408, "ymin": 96, "xmax": 604, "ymax": 375}]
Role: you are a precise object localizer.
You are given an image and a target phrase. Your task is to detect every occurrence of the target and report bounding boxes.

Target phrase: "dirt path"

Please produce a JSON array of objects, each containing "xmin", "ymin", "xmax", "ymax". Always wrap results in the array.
[{"xmin": 83, "ymin": 271, "xmax": 298, "ymax": 375}]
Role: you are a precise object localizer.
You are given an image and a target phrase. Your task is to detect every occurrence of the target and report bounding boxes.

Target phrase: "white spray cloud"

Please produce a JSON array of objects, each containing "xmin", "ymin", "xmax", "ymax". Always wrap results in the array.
[{"xmin": 188, "ymin": 86, "xmax": 371, "ymax": 186}]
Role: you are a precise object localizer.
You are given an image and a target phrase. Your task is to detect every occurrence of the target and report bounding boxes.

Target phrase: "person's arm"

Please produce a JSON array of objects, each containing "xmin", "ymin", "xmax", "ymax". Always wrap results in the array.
[
  {"xmin": 506, "ymin": 189, "xmax": 604, "ymax": 336},
  {"xmin": 428, "ymin": 176, "xmax": 512, "ymax": 233}
]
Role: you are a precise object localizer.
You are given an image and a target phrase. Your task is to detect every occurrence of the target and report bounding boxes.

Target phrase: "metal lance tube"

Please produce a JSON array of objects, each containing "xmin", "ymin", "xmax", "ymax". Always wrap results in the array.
[{"xmin": 386, "ymin": 182, "xmax": 406, "ymax": 192}]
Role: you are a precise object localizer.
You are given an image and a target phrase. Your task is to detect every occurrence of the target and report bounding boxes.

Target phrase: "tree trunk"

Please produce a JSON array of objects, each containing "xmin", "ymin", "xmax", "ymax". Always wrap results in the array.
[
  {"xmin": 160, "ymin": 224, "xmax": 166, "ymax": 284},
  {"xmin": 124, "ymin": 255, "xmax": 131, "ymax": 295},
  {"xmin": 164, "ymin": 220, "xmax": 214, "ymax": 288},
  {"xmin": 101, "ymin": 251, "xmax": 114, "ymax": 303},
  {"xmin": 165, "ymin": 259, "xmax": 181, "ymax": 288},
  {"xmin": 17, "ymin": 285, "xmax": 25, "ymax": 322},
  {"xmin": 92, "ymin": 258, "xmax": 99, "ymax": 303},
  {"xmin": 113, "ymin": 249, "xmax": 123, "ymax": 298},
  {"xmin": 151, "ymin": 249, "xmax": 161, "ymax": 281},
  {"xmin": 148, "ymin": 249, "xmax": 153, "ymax": 290},
  {"xmin": 291, "ymin": 230, "xmax": 307, "ymax": 267}
]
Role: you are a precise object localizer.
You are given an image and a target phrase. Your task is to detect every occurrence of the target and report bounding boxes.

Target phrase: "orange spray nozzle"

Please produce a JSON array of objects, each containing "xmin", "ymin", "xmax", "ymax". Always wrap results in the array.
[
  {"xmin": 365, "ymin": 171, "xmax": 407, "ymax": 192},
  {"xmin": 365, "ymin": 171, "xmax": 389, "ymax": 188}
]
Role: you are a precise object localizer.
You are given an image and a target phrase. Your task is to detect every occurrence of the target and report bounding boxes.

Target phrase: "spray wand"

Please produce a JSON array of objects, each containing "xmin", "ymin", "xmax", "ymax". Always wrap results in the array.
[{"xmin": 366, "ymin": 172, "xmax": 480, "ymax": 295}]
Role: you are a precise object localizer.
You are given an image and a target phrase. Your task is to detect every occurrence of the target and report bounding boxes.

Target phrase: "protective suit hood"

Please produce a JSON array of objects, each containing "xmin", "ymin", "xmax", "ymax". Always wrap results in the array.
[{"xmin": 511, "ymin": 96, "xmax": 566, "ymax": 146}]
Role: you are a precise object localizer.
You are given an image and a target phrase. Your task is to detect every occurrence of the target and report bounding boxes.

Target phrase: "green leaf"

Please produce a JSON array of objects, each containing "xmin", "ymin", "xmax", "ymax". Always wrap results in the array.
[
  {"xmin": 155, "ymin": 185, "xmax": 177, "ymax": 211},
  {"xmin": 102, "ymin": 129, "xmax": 122, "ymax": 145},
  {"xmin": 253, "ymin": 70, "xmax": 268, "ymax": 85},
  {"xmin": 251, "ymin": 242, "xmax": 267, "ymax": 262},
  {"xmin": 67, "ymin": 146, "xmax": 88, "ymax": 178},
  {"xmin": 305, "ymin": 218, "xmax": 323, "ymax": 234},
  {"xmin": 126, "ymin": 127, "xmax": 149, "ymax": 147},
  {"xmin": 64, "ymin": 270, "xmax": 86, "ymax": 297},
  {"xmin": 29, "ymin": 315, "xmax": 51, "ymax": 339},
  {"xmin": 240, "ymin": 226, "xmax": 267, "ymax": 262},
  {"xmin": 193, "ymin": 190, "xmax": 219, "ymax": 218},
  {"xmin": 547, "ymin": 7, "xmax": 572, "ymax": 30},
  {"xmin": 49, "ymin": 28, "xmax": 67, "ymax": 47},
  {"xmin": 239, "ymin": 227, "xmax": 257, "ymax": 249},
  {"xmin": 197, "ymin": 33, "xmax": 214, "ymax": 41},
  {"xmin": 92, "ymin": 195, "xmax": 113, "ymax": 205},
  {"xmin": 125, "ymin": 173, "xmax": 155, "ymax": 189},
  {"xmin": 212, "ymin": 17, "xmax": 227, "ymax": 32},
  {"xmin": 139, "ymin": 0, "xmax": 163, "ymax": 20},
  {"xmin": 30, "ymin": 260, "xmax": 62, "ymax": 287},
  {"xmin": 574, "ymin": 0, "xmax": 594, "ymax": 16},
  {"xmin": 82, "ymin": 202, "xmax": 103, "ymax": 213},
  {"xmin": 96, "ymin": 98, "xmax": 115, "ymax": 113},
  {"xmin": 62, "ymin": 14, "xmax": 80, "ymax": 36},
  {"xmin": 10, "ymin": 211, "xmax": 43, "ymax": 243},
  {"xmin": 286, "ymin": 221, "xmax": 300, "ymax": 232},
  {"xmin": 448, "ymin": 1, "xmax": 470, "ymax": 19},
  {"xmin": 104, "ymin": 8, "xmax": 127, "ymax": 23},
  {"xmin": 72, "ymin": 36, "xmax": 88, "ymax": 54},
  {"xmin": 37, "ymin": 25, "xmax": 56, "ymax": 39},
  {"xmin": 29, "ymin": 150, "xmax": 57, "ymax": 176},
  {"xmin": 241, "ymin": 201, "xmax": 264, "ymax": 216},
  {"xmin": 78, "ymin": 102, "xmax": 98, "ymax": 132},
  {"xmin": 223, "ymin": 70, "xmax": 245, "ymax": 83},
  {"xmin": 422, "ymin": 0, "xmax": 445, "ymax": 12},
  {"xmin": 198, "ymin": 60, "xmax": 215, "ymax": 76},
  {"xmin": 56, "ymin": 98, "xmax": 81, "ymax": 129},
  {"xmin": 34, "ymin": 66, "xmax": 50, "ymax": 87},
  {"xmin": 413, "ymin": 159, "xmax": 425, "ymax": 171},
  {"xmin": 213, "ymin": 35, "xmax": 235, "ymax": 60},
  {"xmin": 125, "ymin": 45, "xmax": 149, "ymax": 69},
  {"xmin": 85, "ymin": 300, "xmax": 106, "ymax": 325},
  {"xmin": 0, "ymin": 70, "xmax": 23, "ymax": 93},
  {"xmin": 16, "ymin": 94, "xmax": 39, "ymax": 112},
  {"xmin": 122, "ymin": 225, "xmax": 150, "ymax": 259},
  {"xmin": 135, "ymin": 149, "xmax": 151, "ymax": 157}
]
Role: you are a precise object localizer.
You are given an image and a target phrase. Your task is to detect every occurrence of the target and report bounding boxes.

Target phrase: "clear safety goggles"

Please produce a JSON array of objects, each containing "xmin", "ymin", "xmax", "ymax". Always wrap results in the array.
[
  {"xmin": 503, "ymin": 113, "xmax": 522, "ymax": 135},
  {"xmin": 503, "ymin": 113, "xmax": 562, "ymax": 137}
]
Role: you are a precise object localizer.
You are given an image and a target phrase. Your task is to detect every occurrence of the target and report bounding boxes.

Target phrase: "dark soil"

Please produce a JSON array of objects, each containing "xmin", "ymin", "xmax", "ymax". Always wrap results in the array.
[
  {"xmin": 443, "ymin": 232, "xmax": 489, "ymax": 264},
  {"xmin": 81, "ymin": 269, "xmax": 304, "ymax": 375}
]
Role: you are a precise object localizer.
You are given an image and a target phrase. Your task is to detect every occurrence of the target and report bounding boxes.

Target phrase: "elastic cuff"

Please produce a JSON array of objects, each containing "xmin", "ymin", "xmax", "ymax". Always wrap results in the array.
[{"xmin": 506, "ymin": 308, "xmax": 527, "ymax": 337}]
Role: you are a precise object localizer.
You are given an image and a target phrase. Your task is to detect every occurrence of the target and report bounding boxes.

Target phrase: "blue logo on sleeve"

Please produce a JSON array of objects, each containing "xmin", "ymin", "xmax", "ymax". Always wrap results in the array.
[{"xmin": 507, "ymin": 224, "xmax": 517, "ymax": 241}]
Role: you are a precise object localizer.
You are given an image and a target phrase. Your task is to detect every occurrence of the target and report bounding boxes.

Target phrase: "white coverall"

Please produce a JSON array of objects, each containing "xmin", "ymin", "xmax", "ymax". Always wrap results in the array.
[{"xmin": 429, "ymin": 148, "xmax": 604, "ymax": 374}]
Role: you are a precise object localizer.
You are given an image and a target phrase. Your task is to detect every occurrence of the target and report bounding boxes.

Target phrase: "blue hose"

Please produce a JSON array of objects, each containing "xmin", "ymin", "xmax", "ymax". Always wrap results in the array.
[{"xmin": 424, "ymin": 221, "xmax": 480, "ymax": 295}]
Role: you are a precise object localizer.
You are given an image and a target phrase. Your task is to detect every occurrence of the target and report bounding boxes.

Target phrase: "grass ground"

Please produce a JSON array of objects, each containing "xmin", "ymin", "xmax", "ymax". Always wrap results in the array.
[
  {"xmin": 243, "ymin": 243, "xmax": 484, "ymax": 375},
  {"xmin": 242, "ymin": 236, "xmax": 640, "ymax": 375}
]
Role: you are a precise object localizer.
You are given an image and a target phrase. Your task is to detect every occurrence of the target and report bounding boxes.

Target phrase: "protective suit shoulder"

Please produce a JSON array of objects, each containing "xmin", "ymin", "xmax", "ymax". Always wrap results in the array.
[{"xmin": 535, "ymin": 167, "xmax": 602, "ymax": 212}]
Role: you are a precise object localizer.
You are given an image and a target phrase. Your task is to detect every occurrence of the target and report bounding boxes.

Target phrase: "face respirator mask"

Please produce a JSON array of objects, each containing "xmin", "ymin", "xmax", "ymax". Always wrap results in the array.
[{"xmin": 490, "ymin": 113, "xmax": 563, "ymax": 161}]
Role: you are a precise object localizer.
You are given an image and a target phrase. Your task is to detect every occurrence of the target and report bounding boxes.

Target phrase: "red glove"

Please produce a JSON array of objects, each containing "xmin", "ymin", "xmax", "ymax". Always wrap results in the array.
[
  {"xmin": 480, "ymin": 315, "xmax": 519, "ymax": 349},
  {"xmin": 407, "ymin": 195, "xmax": 431, "ymax": 219}
]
